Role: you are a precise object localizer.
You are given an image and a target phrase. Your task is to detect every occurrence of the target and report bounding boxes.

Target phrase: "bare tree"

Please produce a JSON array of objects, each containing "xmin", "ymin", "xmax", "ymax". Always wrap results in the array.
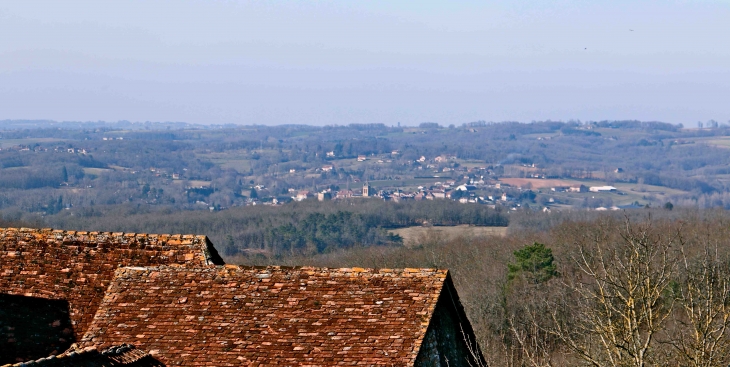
[
  {"xmin": 546, "ymin": 218, "xmax": 680, "ymax": 367},
  {"xmin": 507, "ymin": 306, "xmax": 559, "ymax": 367},
  {"xmin": 664, "ymin": 240, "xmax": 730, "ymax": 367}
]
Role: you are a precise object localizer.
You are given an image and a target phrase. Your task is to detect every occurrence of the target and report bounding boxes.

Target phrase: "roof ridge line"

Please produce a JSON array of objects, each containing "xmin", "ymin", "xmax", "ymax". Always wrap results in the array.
[
  {"xmin": 115, "ymin": 264, "xmax": 448, "ymax": 275},
  {"xmin": 0, "ymin": 227, "xmax": 209, "ymax": 239}
]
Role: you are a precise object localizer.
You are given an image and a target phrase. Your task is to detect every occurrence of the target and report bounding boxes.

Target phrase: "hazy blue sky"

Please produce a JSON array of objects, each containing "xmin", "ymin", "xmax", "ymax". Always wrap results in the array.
[{"xmin": 1, "ymin": 1, "xmax": 728, "ymax": 126}]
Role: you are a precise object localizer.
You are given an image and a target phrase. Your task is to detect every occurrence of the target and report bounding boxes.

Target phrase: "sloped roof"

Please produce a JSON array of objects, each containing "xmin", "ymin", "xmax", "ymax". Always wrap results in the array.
[
  {"xmin": 81, "ymin": 266, "xmax": 449, "ymax": 366},
  {"xmin": 0, "ymin": 227, "xmax": 224, "ymax": 359},
  {"xmin": 0, "ymin": 344, "xmax": 163, "ymax": 367}
]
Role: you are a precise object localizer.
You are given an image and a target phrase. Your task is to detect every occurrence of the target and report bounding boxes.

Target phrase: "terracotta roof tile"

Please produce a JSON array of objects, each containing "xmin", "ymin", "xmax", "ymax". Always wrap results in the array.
[
  {"xmin": 0, "ymin": 227, "xmax": 224, "ymax": 362},
  {"xmin": 81, "ymin": 266, "xmax": 449, "ymax": 366},
  {"xmin": 0, "ymin": 344, "xmax": 163, "ymax": 367}
]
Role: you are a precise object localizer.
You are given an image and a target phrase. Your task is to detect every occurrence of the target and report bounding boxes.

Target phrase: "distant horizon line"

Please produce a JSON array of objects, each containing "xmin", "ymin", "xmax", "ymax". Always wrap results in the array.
[{"xmin": 1, "ymin": 118, "xmax": 701, "ymax": 129}]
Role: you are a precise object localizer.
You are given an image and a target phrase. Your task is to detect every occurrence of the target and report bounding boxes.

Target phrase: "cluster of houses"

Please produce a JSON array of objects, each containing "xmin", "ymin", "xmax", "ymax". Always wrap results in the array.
[
  {"xmin": 250, "ymin": 176, "xmax": 624, "ymax": 210},
  {"xmin": 0, "ymin": 145, "xmax": 90, "ymax": 154},
  {"xmin": 550, "ymin": 184, "xmax": 617, "ymax": 193},
  {"xmin": 285, "ymin": 181, "xmax": 501, "ymax": 206},
  {"xmin": 314, "ymin": 154, "xmax": 477, "ymax": 175}
]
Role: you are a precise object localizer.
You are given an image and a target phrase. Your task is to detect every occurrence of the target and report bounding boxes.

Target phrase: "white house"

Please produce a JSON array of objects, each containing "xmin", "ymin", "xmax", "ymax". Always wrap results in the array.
[{"xmin": 589, "ymin": 186, "xmax": 617, "ymax": 192}]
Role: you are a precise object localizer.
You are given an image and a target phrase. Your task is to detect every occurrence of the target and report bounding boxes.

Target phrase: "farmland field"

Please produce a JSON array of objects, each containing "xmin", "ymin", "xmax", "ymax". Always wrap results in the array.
[
  {"xmin": 499, "ymin": 178, "xmax": 577, "ymax": 189},
  {"xmin": 0, "ymin": 138, "xmax": 64, "ymax": 148},
  {"xmin": 698, "ymin": 136, "xmax": 730, "ymax": 149},
  {"xmin": 389, "ymin": 225, "xmax": 508, "ymax": 246},
  {"xmin": 82, "ymin": 167, "xmax": 113, "ymax": 176}
]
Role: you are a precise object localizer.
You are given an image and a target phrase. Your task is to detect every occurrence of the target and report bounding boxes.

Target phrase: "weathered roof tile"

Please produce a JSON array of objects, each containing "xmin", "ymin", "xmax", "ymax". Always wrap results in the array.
[
  {"xmin": 80, "ymin": 266, "xmax": 449, "ymax": 366},
  {"xmin": 0, "ymin": 228, "xmax": 224, "ymax": 363}
]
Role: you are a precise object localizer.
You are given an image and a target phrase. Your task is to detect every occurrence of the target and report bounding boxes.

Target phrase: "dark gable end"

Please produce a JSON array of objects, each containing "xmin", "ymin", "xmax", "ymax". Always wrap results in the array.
[
  {"xmin": 414, "ymin": 273, "xmax": 486, "ymax": 367},
  {"xmin": 79, "ymin": 266, "xmax": 484, "ymax": 366},
  {"xmin": 0, "ymin": 227, "xmax": 223, "ymax": 364}
]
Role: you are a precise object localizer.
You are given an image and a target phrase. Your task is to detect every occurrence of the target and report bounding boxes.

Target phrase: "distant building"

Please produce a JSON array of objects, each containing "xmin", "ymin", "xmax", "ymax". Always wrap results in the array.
[
  {"xmin": 393, "ymin": 193, "xmax": 414, "ymax": 202},
  {"xmin": 589, "ymin": 186, "xmax": 617, "ymax": 192},
  {"xmin": 295, "ymin": 190, "xmax": 312, "ymax": 201},
  {"xmin": 335, "ymin": 189, "xmax": 354, "ymax": 199},
  {"xmin": 317, "ymin": 191, "xmax": 332, "ymax": 201},
  {"xmin": 357, "ymin": 155, "xmax": 367, "ymax": 162},
  {"xmin": 322, "ymin": 165, "xmax": 334, "ymax": 172},
  {"xmin": 569, "ymin": 184, "xmax": 589, "ymax": 193},
  {"xmin": 362, "ymin": 183, "xmax": 372, "ymax": 197}
]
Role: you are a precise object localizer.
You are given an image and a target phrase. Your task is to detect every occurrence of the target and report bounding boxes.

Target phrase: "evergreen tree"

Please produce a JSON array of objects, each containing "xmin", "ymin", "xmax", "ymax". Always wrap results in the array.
[{"xmin": 507, "ymin": 242, "xmax": 558, "ymax": 283}]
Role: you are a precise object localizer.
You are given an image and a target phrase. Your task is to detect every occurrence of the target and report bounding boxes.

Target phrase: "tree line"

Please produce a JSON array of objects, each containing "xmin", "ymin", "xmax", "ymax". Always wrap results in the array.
[{"xmin": 40, "ymin": 199, "xmax": 508, "ymax": 258}]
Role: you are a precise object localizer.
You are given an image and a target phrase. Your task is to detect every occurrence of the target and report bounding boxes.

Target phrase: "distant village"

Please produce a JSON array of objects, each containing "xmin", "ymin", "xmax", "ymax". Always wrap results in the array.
[
  {"xmin": 0, "ymin": 142, "xmax": 633, "ymax": 213},
  {"xmin": 1, "ymin": 123, "xmax": 670, "ymax": 215},
  {"xmin": 248, "ymin": 181, "xmax": 625, "ymax": 212}
]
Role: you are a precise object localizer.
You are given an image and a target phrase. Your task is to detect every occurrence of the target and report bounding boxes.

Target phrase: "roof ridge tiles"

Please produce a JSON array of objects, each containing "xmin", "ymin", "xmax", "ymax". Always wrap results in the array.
[
  {"xmin": 1, "ymin": 227, "xmax": 205, "ymax": 239},
  {"xmin": 0, "ymin": 228, "xmax": 225, "ymax": 264},
  {"xmin": 114, "ymin": 264, "xmax": 448, "ymax": 277}
]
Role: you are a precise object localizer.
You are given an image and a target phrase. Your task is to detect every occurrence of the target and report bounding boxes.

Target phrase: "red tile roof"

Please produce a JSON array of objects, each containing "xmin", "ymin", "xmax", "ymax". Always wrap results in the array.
[
  {"xmin": 0, "ymin": 344, "xmax": 163, "ymax": 367},
  {"xmin": 0, "ymin": 228, "xmax": 224, "ymax": 345},
  {"xmin": 81, "ymin": 266, "xmax": 450, "ymax": 366}
]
